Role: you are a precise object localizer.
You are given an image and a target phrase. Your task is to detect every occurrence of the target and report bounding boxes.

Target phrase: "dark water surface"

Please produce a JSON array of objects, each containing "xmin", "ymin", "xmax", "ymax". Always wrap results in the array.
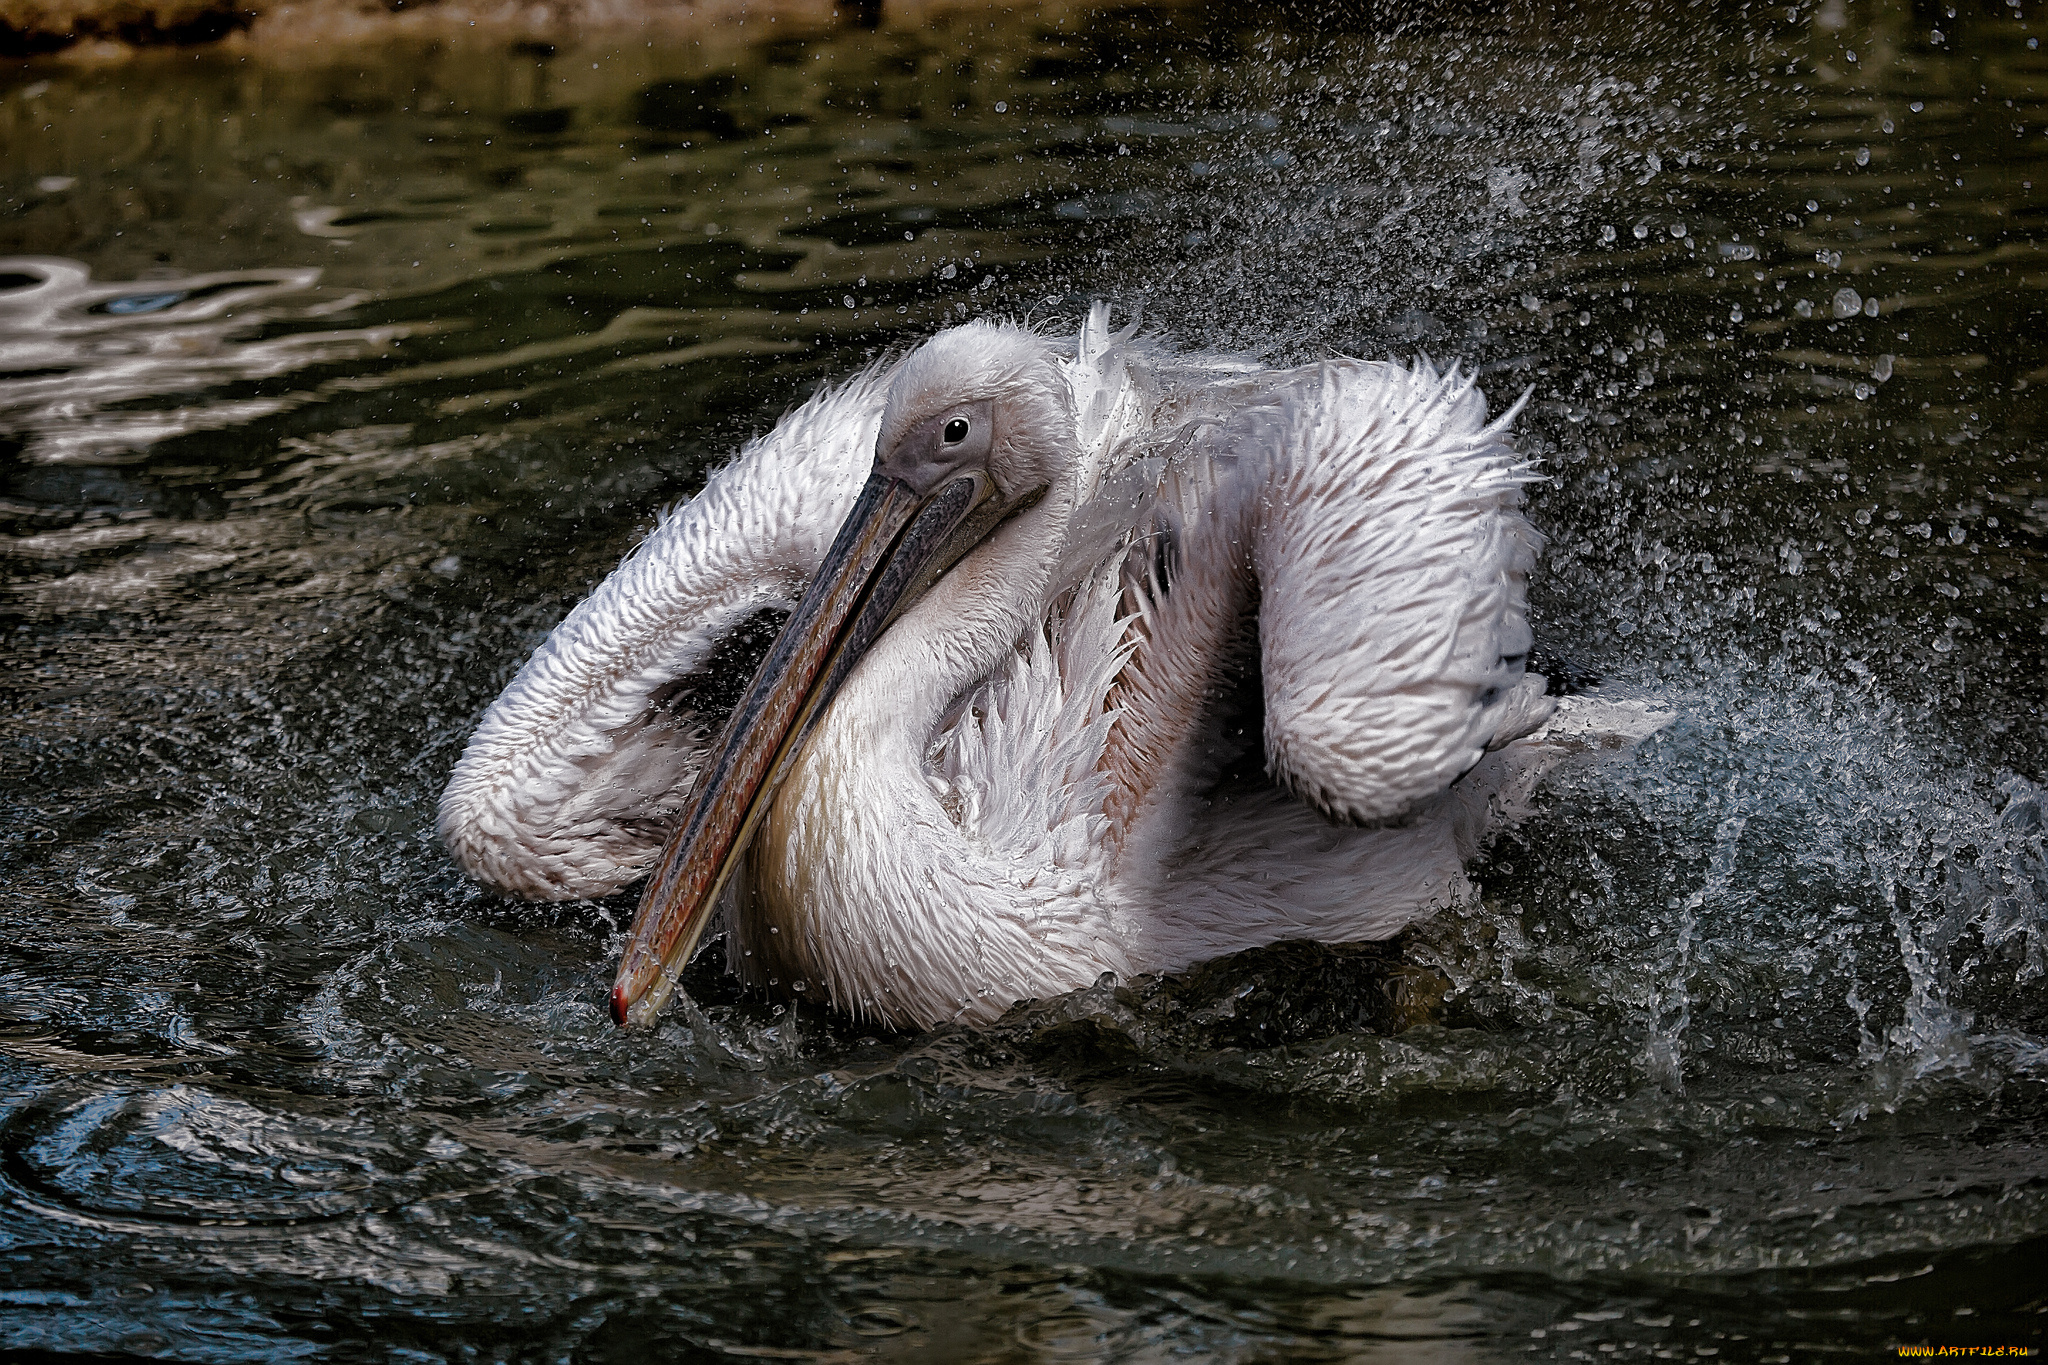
[{"xmin": 4, "ymin": 2, "xmax": 2047, "ymax": 1358}]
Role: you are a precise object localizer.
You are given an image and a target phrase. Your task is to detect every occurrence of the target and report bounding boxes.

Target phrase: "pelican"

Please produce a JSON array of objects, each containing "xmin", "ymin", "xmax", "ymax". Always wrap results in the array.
[{"xmin": 438, "ymin": 305, "xmax": 1586, "ymax": 1031}]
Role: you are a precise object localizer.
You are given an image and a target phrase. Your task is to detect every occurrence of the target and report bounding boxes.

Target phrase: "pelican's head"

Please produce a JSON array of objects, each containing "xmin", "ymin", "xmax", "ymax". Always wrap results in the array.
[
  {"xmin": 610, "ymin": 320, "xmax": 1076, "ymax": 1027},
  {"xmin": 873, "ymin": 320, "xmax": 1077, "ymax": 506}
]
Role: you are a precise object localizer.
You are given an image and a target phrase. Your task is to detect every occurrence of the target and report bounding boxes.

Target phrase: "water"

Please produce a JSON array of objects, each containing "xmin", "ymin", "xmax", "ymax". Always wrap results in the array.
[{"xmin": 3, "ymin": 1, "xmax": 2046, "ymax": 1358}]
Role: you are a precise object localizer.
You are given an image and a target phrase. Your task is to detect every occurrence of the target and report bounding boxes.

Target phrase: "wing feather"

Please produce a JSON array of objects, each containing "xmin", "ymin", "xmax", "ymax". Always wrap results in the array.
[
  {"xmin": 437, "ymin": 365, "xmax": 890, "ymax": 898},
  {"xmin": 1250, "ymin": 360, "xmax": 1548, "ymax": 825}
]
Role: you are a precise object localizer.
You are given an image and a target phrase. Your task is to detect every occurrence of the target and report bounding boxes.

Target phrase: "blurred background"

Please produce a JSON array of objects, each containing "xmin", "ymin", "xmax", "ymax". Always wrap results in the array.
[{"xmin": 2, "ymin": 1, "xmax": 2045, "ymax": 1359}]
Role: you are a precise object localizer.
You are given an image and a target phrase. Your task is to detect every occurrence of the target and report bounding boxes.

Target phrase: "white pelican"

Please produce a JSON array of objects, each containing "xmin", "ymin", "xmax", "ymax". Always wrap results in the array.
[{"xmin": 439, "ymin": 305, "xmax": 1575, "ymax": 1030}]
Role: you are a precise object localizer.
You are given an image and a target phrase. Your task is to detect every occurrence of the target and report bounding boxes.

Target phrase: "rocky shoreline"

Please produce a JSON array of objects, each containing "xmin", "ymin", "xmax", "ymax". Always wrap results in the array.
[{"xmin": 2, "ymin": 0, "xmax": 906, "ymax": 58}]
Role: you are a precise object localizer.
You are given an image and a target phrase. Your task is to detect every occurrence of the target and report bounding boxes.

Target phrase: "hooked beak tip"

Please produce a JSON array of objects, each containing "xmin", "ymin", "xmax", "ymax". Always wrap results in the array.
[{"xmin": 609, "ymin": 983, "xmax": 632, "ymax": 1029}]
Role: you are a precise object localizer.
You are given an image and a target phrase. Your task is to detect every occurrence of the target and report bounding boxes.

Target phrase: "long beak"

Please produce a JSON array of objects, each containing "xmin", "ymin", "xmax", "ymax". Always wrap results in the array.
[{"xmin": 609, "ymin": 467, "xmax": 1006, "ymax": 1028}]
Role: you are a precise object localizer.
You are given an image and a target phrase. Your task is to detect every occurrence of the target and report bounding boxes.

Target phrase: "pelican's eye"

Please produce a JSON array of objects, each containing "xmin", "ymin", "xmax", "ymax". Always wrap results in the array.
[{"xmin": 942, "ymin": 417, "xmax": 970, "ymax": 445}]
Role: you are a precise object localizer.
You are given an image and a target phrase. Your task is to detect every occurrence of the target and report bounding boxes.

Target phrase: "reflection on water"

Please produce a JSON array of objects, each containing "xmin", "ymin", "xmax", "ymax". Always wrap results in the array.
[
  {"xmin": 0, "ymin": 257, "xmax": 394, "ymax": 467},
  {"xmin": 2, "ymin": 1, "xmax": 2045, "ymax": 1359}
]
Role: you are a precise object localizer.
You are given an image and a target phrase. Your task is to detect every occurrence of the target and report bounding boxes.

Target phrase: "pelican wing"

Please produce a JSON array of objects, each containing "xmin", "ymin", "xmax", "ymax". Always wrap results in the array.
[
  {"xmin": 437, "ymin": 365, "xmax": 890, "ymax": 899},
  {"xmin": 1248, "ymin": 359, "xmax": 1548, "ymax": 825}
]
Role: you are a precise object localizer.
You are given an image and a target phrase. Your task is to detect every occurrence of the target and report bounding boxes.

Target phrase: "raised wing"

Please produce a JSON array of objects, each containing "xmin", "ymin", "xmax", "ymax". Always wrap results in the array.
[
  {"xmin": 1248, "ymin": 359, "xmax": 1548, "ymax": 825},
  {"xmin": 437, "ymin": 364, "xmax": 890, "ymax": 899}
]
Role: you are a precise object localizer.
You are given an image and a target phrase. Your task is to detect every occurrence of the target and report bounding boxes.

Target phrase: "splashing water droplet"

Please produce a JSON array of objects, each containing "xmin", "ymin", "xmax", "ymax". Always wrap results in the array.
[{"xmin": 1832, "ymin": 287, "xmax": 1863, "ymax": 318}]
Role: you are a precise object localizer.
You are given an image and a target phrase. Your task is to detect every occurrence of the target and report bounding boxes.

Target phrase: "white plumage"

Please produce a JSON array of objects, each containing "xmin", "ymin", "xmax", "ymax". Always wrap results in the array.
[{"xmin": 440, "ymin": 306, "xmax": 1593, "ymax": 1029}]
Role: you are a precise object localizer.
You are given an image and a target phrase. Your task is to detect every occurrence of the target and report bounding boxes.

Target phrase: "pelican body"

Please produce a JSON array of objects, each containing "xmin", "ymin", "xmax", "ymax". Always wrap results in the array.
[{"xmin": 439, "ymin": 308, "xmax": 1561, "ymax": 1029}]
